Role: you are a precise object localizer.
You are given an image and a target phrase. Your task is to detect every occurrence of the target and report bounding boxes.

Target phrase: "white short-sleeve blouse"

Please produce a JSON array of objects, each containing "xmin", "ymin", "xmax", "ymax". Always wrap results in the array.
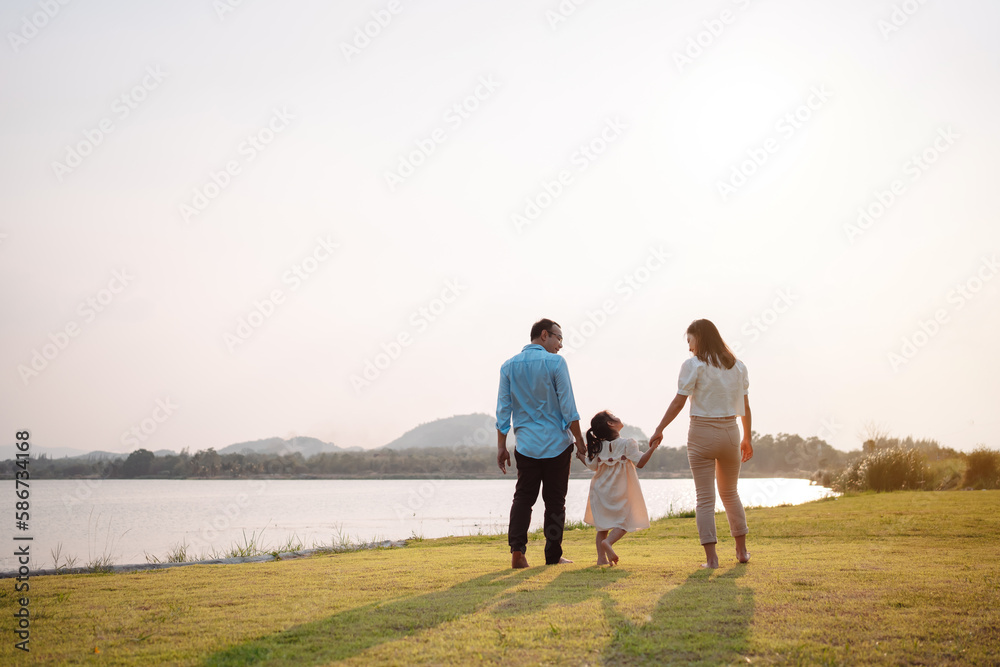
[{"xmin": 677, "ymin": 356, "xmax": 749, "ymax": 417}]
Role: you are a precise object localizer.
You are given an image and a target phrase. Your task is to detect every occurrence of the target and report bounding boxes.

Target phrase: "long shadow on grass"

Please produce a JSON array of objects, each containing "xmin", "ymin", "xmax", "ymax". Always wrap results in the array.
[
  {"xmin": 489, "ymin": 566, "xmax": 629, "ymax": 619},
  {"xmin": 201, "ymin": 568, "xmax": 540, "ymax": 666},
  {"xmin": 603, "ymin": 566, "xmax": 753, "ymax": 665}
]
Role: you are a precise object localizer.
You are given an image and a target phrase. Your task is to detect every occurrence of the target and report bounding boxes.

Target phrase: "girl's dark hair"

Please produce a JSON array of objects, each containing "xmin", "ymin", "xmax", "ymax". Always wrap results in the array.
[
  {"xmin": 586, "ymin": 410, "xmax": 617, "ymax": 460},
  {"xmin": 687, "ymin": 319, "xmax": 736, "ymax": 370}
]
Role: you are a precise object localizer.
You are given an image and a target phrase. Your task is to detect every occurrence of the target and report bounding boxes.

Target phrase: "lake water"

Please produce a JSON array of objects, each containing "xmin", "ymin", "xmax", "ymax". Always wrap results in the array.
[{"xmin": 2, "ymin": 478, "xmax": 834, "ymax": 571}]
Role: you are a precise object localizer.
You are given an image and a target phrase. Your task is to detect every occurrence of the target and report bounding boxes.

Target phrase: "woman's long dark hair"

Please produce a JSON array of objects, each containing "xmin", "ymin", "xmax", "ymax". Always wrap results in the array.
[
  {"xmin": 687, "ymin": 319, "xmax": 736, "ymax": 370},
  {"xmin": 586, "ymin": 410, "xmax": 617, "ymax": 460}
]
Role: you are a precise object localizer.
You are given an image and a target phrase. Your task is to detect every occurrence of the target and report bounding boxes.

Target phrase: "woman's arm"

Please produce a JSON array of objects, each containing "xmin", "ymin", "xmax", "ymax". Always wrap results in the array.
[
  {"xmin": 740, "ymin": 395, "xmax": 753, "ymax": 462},
  {"xmin": 648, "ymin": 393, "xmax": 688, "ymax": 447}
]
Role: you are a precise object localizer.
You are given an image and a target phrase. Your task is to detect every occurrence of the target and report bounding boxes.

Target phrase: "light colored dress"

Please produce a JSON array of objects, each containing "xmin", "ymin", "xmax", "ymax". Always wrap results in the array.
[{"xmin": 583, "ymin": 437, "xmax": 650, "ymax": 532}]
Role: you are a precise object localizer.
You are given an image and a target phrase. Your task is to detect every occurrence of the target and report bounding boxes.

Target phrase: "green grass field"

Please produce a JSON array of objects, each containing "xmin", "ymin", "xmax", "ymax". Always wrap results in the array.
[{"xmin": 3, "ymin": 491, "xmax": 999, "ymax": 665}]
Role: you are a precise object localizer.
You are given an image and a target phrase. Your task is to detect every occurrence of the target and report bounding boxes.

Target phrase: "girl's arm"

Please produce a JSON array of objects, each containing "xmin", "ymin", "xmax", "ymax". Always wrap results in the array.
[
  {"xmin": 636, "ymin": 442, "xmax": 658, "ymax": 469},
  {"xmin": 649, "ymin": 393, "xmax": 688, "ymax": 447},
  {"xmin": 576, "ymin": 449, "xmax": 599, "ymax": 471}
]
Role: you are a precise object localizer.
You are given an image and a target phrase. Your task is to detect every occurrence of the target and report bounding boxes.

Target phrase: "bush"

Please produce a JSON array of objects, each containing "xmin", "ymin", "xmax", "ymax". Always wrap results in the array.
[
  {"xmin": 811, "ymin": 469, "xmax": 837, "ymax": 488},
  {"xmin": 834, "ymin": 447, "xmax": 929, "ymax": 493},
  {"xmin": 962, "ymin": 447, "xmax": 1000, "ymax": 489}
]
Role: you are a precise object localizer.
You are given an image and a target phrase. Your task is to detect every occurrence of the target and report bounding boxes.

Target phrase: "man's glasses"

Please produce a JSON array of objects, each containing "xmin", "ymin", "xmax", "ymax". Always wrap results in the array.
[{"xmin": 547, "ymin": 330, "xmax": 563, "ymax": 341}]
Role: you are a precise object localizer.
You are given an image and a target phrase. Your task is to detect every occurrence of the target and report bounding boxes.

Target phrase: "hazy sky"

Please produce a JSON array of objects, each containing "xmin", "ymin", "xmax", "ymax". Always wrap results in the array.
[{"xmin": 2, "ymin": 0, "xmax": 998, "ymax": 455}]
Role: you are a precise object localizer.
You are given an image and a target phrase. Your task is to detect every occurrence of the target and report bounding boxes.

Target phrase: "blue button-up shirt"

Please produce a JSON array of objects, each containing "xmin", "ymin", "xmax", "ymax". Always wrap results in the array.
[{"xmin": 495, "ymin": 344, "xmax": 580, "ymax": 459}]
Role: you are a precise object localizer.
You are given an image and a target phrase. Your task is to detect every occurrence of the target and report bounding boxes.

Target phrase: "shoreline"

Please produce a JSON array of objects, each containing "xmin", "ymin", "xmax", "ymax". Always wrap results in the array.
[{"xmin": 0, "ymin": 539, "xmax": 409, "ymax": 580}]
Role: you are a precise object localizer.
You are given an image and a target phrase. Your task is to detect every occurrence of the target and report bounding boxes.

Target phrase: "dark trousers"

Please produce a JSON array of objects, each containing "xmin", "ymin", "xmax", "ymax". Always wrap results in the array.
[{"xmin": 508, "ymin": 445, "xmax": 573, "ymax": 564}]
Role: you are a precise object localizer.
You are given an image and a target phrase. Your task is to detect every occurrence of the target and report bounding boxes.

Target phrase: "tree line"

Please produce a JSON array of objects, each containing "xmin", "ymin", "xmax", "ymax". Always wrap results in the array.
[{"xmin": 2, "ymin": 431, "xmax": 977, "ymax": 483}]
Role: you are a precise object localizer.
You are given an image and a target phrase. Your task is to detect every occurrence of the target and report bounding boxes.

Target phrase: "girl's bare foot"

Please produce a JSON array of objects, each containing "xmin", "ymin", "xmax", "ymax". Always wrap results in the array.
[{"xmin": 601, "ymin": 539, "xmax": 619, "ymax": 565}]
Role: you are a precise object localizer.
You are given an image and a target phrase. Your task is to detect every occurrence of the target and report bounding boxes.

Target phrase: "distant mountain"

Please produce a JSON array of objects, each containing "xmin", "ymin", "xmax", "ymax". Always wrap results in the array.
[
  {"xmin": 218, "ymin": 436, "xmax": 357, "ymax": 457},
  {"xmin": 382, "ymin": 413, "xmax": 499, "ymax": 450},
  {"xmin": 33, "ymin": 446, "xmax": 180, "ymax": 460},
  {"xmin": 32, "ymin": 445, "xmax": 99, "ymax": 459},
  {"xmin": 152, "ymin": 449, "xmax": 178, "ymax": 457},
  {"xmin": 621, "ymin": 424, "xmax": 649, "ymax": 442},
  {"xmin": 381, "ymin": 413, "xmax": 649, "ymax": 450},
  {"xmin": 68, "ymin": 449, "xmax": 130, "ymax": 461}
]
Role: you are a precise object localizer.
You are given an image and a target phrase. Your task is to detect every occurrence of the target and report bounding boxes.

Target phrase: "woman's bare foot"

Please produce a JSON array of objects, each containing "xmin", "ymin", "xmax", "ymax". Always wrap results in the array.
[
  {"xmin": 701, "ymin": 542, "xmax": 719, "ymax": 569},
  {"xmin": 557, "ymin": 557, "xmax": 573, "ymax": 564},
  {"xmin": 734, "ymin": 536, "xmax": 749, "ymax": 563},
  {"xmin": 601, "ymin": 539, "xmax": 619, "ymax": 565}
]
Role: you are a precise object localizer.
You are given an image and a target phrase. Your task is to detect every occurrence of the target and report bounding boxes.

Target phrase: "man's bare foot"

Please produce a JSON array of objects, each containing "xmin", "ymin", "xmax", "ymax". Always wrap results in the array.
[
  {"xmin": 511, "ymin": 552, "xmax": 529, "ymax": 569},
  {"xmin": 601, "ymin": 540, "xmax": 618, "ymax": 566}
]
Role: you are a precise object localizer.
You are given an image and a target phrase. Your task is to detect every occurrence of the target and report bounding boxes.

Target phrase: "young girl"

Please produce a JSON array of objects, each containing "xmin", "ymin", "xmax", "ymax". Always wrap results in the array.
[{"xmin": 578, "ymin": 410, "xmax": 657, "ymax": 565}]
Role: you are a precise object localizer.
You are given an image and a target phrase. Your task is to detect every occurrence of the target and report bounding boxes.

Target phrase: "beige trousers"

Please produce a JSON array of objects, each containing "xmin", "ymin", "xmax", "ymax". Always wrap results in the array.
[{"xmin": 687, "ymin": 416, "xmax": 749, "ymax": 545}]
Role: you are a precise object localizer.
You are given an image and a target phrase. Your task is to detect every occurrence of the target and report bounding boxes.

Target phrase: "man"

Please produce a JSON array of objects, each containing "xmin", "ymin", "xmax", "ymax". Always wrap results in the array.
[{"xmin": 496, "ymin": 318, "xmax": 586, "ymax": 568}]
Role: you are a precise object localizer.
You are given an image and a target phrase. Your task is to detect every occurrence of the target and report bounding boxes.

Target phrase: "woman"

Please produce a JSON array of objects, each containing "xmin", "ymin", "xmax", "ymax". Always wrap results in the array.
[{"xmin": 649, "ymin": 319, "xmax": 753, "ymax": 568}]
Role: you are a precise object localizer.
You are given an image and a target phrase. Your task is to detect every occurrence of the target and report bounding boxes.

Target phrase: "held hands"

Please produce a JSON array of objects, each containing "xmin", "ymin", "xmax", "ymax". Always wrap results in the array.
[
  {"xmin": 649, "ymin": 431, "xmax": 663, "ymax": 448},
  {"xmin": 740, "ymin": 436, "xmax": 754, "ymax": 463}
]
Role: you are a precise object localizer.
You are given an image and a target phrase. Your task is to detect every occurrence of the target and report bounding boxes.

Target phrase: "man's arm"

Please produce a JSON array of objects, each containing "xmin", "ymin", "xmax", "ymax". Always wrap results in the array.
[
  {"xmin": 497, "ymin": 429, "xmax": 511, "ymax": 474},
  {"xmin": 553, "ymin": 359, "xmax": 583, "ymax": 454},
  {"xmin": 569, "ymin": 420, "xmax": 585, "ymax": 456},
  {"xmin": 496, "ymin": 367, "xmax": 512, "ymax": 474}
]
